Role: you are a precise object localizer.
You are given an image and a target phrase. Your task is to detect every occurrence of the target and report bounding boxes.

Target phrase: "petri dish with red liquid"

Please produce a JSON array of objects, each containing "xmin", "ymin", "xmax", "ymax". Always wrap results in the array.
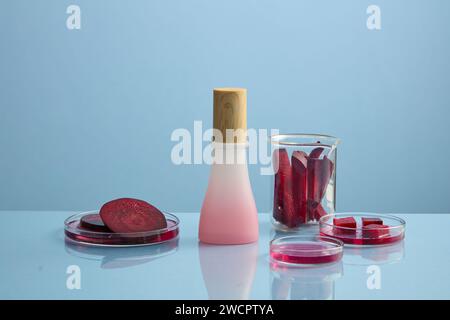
[
  {"xmin": 270, "ymin": 235, "xmax": 343, "ymax": 266},
  {"xmin": 319, "ymin": 213, "xmax": 405, "ymax": 246},
  {"xmin": 64, "ymin": 211, "xmax": 179, "ymax": 247}
]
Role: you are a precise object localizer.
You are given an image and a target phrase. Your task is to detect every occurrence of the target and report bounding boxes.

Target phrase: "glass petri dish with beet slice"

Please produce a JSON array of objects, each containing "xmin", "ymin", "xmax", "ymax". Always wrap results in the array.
[
  {"xmin": 270, "ymin": 235, "xmax": 343, "ymax": 266},
  {"xmin": 319, "ymin": 213, "xmax": 405, "ymax": 246},
  {"xmin": 64, "ymin": 211, "xmax": 179, "ymax": 247}
]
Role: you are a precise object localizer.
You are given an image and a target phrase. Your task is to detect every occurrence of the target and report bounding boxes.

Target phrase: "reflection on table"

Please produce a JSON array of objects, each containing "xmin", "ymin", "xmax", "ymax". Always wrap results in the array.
[
  {"xmin": 198, "ymin": 242, "xmax": 258, "ymax": 299},
  {"xmin": 270, "ymin": 260, "xmax": 343, "ymax": 300},
  {"xmin": 343, "ymin": 240, "xmax": 405, "ymax": 266},
  {"xmin": 64, "ymin": 237, "xmax": 179, "ymax": 269}
]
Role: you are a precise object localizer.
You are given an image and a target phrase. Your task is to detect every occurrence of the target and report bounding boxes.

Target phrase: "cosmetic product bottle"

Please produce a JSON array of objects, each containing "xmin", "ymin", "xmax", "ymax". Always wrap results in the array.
[{"xmin": 199, "ymin": 88, "xmax": 259, "ymax": 244}]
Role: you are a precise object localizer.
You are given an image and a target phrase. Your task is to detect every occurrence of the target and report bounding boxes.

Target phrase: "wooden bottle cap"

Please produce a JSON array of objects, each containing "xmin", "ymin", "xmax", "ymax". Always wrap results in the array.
[{"xmin": 213, "ymin": 88, "xmax": 247, "ymax": 143}]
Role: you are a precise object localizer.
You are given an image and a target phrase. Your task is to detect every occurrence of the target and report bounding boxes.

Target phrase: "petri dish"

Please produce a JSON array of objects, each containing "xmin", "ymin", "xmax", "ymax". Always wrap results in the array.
[
  {"xmin": 319, "ymin": 213, "xmax": 405, "ymax": 246},
  {"xmin": 270, "ymin": 235, "xmax": 343, "ymax": 266},
  {"xmin": 64, "ymin": 211, "xmax": 179, "ymax": 247}
]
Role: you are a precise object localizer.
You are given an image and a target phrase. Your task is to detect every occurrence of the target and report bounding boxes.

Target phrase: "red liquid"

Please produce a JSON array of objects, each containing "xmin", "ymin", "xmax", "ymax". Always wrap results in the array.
[
  {"xmin": 270, "ymin": 242, "xmax": 342, "ymax": 265},
  {"xmin": 320, "ymin": 227, "xmax": 404, "ymax": 246},
  {"xmin": 65, "ymin": 219, "xmax": 179, "ymax": 246}
]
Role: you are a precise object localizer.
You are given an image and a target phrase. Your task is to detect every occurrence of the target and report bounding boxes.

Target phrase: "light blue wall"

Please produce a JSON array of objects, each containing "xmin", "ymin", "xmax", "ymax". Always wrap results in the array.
[{"xmin": 1, "ymin": 0, "xmax": 449, "ymax": 213}]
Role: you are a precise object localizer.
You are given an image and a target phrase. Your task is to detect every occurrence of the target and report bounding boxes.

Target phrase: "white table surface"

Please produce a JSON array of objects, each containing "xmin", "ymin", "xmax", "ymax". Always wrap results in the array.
[{"xmin": 0, "ymin": 211, "xmax": 449, "ymax": 299}]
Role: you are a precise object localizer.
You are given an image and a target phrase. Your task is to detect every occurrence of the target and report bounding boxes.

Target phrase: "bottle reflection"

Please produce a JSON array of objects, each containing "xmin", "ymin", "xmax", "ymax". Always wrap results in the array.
[
  {"xmin": 64, "ymin": 238, "xmax": 179, "ymax": 269},
  {"xmin": 270, "ymin": 261, "xmax": 343, "ymax": 300},
  {"xmin": 198, "ymin": 242, "xmax": 258, "ymax": 299}
]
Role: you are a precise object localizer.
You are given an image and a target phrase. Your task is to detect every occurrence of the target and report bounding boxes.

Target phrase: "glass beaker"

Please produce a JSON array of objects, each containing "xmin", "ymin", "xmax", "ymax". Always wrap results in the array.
[{"xmin": 270, "ymin": 134, "xmax": 340, "ymax": 230}]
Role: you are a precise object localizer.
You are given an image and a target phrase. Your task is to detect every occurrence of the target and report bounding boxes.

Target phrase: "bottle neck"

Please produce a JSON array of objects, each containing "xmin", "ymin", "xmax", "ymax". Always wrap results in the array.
[{"xmin": 211, "ymin": 142, "xmax": 248, "ymax": 165}]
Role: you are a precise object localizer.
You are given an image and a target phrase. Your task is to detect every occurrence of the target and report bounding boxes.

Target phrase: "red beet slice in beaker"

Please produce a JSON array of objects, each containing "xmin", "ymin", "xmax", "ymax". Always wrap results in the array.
[
  {"xmin": 291, "ymin": 151, "xmax": 308, "ymax": 224},
  {"xmin": 273, "ymin": 149, "xmax": 297, "ymax": 227},
  {"xmin": 272, "ymin": 149, "xmax": 285, "ymax": 224},
  {"xmin": 307, "ymin": 155, "xmax": 334, "ymax": 220},
  {"xmin": 308, "ymin": 201, "xmax": 328, "ymax": 221},
  {"xmin": 99, "ymin": 198, "xmax": 167, "ymax": 233},
  {"xmin": 309, "ymin": 147, "xmax": 324, "ymax": 159}
]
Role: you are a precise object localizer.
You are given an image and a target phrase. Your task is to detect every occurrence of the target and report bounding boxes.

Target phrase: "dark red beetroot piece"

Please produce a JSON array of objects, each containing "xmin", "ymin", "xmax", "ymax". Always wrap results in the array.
[
  {"xmin": 309, "ymin": 147, "xmax": 324, "ymax": 159},
  {"xmin": 333, "ymin": 217, "xmax": 356, "ymax": 228},
  {"xmin": 362, "ymin": 217, "xmax": 383, "ymax": 226},
  {"xmin": 308, "ymin": 201, "xmax": 328, "ymax": 221},
  {"xmin": 363, "ymin": 224, "xmax": 390, "ymax": 238},
  {"xmin": 333, "ymin": 216, "xmax": 357, "ymax": 235},
  {"xmin": 99, "ymin": 198, "xmax": 167, "ymax": 233},
  {"xmin": 79, "ymin": 213, "xmax": 111, "ymax": 232},
  {"xmin": 272, "ymin": 150, "xmax": 284, "ymax": 224},
  {"xmin": 272, "ymin": 149, "xmax": 297, "ymax": 228},
  {"xmin": 291, "ymin": 151, "xmax": 308, "ymax": 224},
  {"xmin": 307, "ymin": 153, "xmax": 334, "ymax": 220}
]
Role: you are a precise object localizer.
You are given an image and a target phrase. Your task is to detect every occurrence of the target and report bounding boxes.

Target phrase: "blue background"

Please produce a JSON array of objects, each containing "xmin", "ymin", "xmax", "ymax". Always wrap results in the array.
[{"xmin": 1, "ymin": 0, "xmax": 449, "ymax": 213}]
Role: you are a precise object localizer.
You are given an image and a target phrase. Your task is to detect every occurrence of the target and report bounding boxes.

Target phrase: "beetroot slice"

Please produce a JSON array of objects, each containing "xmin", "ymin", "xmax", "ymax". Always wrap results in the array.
[
  {"xmin": 308, "ymin": 156, "xmax": 334, "ymax": 202},
  {"xmin": 333, "ymin": 216, "xmax": 357, "ymax": 235},
  {"xmin": 362, "ymin": 217, "xmax": 383, "ymax": 226},
  {"xmin": 309, "ymin": 147, "xmax": 324, "ymax": 159},
  {"xmin": 307, "ymin": 201, "xmax": 328, "ymax": 221},
  {"xmin": 79, "ymin": 213, "xmax": 111, "ymax": 232},
  {"xmin": 363, "ymin": 224, "xmax": 390, "ymax": 238},
  {"xmin": 272, "ymin": 149, "xmax": 298, "ymax": 227},
  {"xmin": 317, "ymin": 156, "xmax": 333, "ymax": 201},
  {"xmin": 306, "ymin": 155, "xmax": 334, "ymax": 220},
  {"xmin": 272, "ymin": 150, "xmax": 285, "ymax": 224},
  {"xmin": 99, "ymin": 198, "xmax": 167, "ymax": 233},
  {"xmin": 333, "ymin": 217, "xmax": 356, "ymax": 228},
  {"xmin": 292, "ymin": 150, "xmax": 308, "ymax": 168},
  {"xmin": 280, "ymin": 159, "xmax": 297, "ymax": 228},
  {"xmin": 291, "ymin": 151, "xmax": 308, "ymax": 224},
  {"xmin": 283, "ymin": 193, "xmax": 298, "ymax": 228},
  {"xmin": 314, "ymin": 203, "xmax": 328, "ymax": 220}
]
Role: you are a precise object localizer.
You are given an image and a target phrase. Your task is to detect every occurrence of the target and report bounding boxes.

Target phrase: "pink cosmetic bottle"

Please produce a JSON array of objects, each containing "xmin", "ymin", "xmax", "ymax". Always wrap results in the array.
[{"xmin": 199, "ymin": 88, "xmax": 259, "ymax": 244}]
